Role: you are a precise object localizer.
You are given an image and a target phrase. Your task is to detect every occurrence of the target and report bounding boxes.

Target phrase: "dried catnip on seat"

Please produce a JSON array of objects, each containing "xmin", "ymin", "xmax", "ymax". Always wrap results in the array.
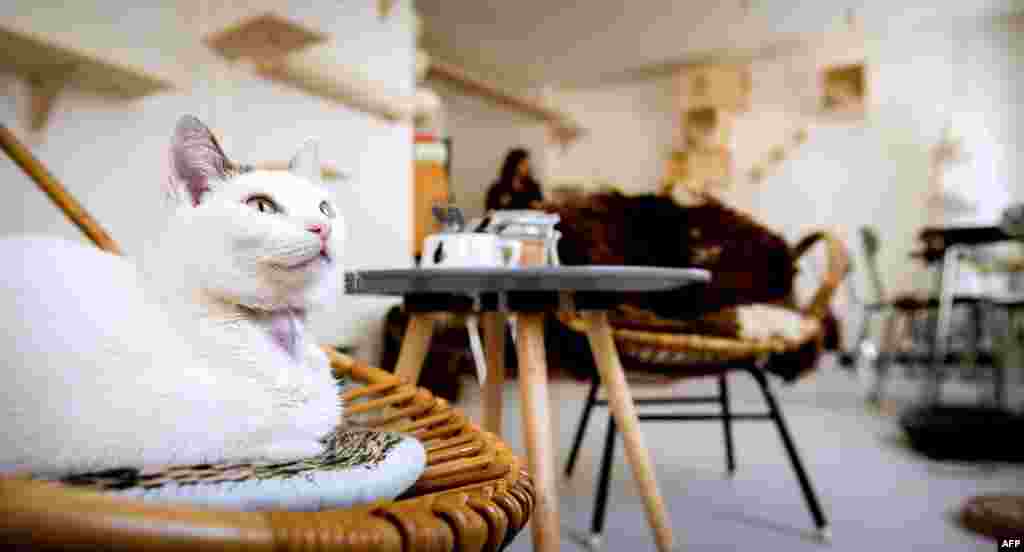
[{"xmin": 48, "ymin": 429, "xmax": 426, "ymax": 512}]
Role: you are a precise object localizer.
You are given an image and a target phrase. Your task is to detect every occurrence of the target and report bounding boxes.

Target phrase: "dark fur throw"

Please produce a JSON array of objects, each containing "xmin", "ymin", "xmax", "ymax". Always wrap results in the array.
[
  {"xmin": 546, "ymin": 193, "xmax": 797, "ymax": 317},
  {"xmin": 540, "ymin": 193, "xmax": 840, "ymax": 382}
]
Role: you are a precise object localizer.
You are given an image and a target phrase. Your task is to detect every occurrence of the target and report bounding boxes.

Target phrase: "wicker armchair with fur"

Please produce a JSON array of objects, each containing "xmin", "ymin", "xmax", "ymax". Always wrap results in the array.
[
  {"xmin": 541, "ymin": 191, "xmax": 849, "ymax": 542},
  {"xmin": 541, "ymin": 192, "xmax": 849, "ymax": 380}
]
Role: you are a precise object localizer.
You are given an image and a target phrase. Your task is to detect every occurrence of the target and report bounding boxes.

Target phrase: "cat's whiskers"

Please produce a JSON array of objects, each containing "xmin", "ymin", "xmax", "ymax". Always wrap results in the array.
[{"xmin": 263, "ymin": 240, "xmax": 325, "ymax": 272}]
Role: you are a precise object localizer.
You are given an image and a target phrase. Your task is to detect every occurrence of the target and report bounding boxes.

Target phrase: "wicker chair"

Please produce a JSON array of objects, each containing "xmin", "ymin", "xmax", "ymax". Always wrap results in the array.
[
  {"xmin": 1, "ymin": 353, "xmax": 534, "ymax": 551},
  {"xmin": 0, "ymin": 125, "xmax": 534, "ymax": 551},
  {"xmin": 559, "ymin": 228, "xmax": 849, "ymax": 543}
]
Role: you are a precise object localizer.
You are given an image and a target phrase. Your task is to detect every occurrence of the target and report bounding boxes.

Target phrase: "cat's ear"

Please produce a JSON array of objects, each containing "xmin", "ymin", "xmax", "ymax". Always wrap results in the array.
[
  {"xmin": 168, "ymin": 115, "xmax": 232, "ymax": 207},
  {"xmin": 288, "ymin": 138, "xmax": 321, "ymax": 185}
]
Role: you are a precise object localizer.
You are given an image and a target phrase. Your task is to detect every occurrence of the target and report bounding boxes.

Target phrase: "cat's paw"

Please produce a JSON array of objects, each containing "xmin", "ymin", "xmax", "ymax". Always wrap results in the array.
[{"xmin": 261, "ymin": 439, "xmax": 325, "ymax": 462}]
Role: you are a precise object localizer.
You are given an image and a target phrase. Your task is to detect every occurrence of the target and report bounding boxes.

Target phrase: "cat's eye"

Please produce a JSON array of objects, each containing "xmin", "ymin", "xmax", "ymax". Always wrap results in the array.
[
  {"xmin": 320, "ymin": 201, "xmax": 336, "ymax": 218},
  {"xmin": 246, "ymin": 195, "xmax": 280, "ymax": 214}
]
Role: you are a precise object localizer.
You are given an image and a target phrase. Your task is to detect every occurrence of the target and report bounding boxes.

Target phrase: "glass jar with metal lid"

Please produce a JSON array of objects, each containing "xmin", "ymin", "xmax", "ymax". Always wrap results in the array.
[{"xmin": 486, "ymin": 210, "xmax": 562, "ymax": 266}]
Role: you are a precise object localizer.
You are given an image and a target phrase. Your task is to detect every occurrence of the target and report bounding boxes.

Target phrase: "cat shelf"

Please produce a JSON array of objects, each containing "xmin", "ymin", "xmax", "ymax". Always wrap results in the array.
[
  {"xmin": 683, "ymin": 107, "xmax": 731, "ymax": 150},
  {"xmin": 821, "ymin": 63, "xmax": 866, "ymax": 118},
  {"xmin": 0, "ymin": 25, "xmax": 174, "ymax": 132},
  {"xmin": 663, "ymin": 147, "xmax": 732, "ymax": 195},
  {"xmin": 677, "ymin": 63, "xmax": 751, "ymax": 113},
  {"xmin": 747, "ymin": 127, "xmax": 810, "ymax": 184},
  {"xmin": 204, "ymin": 13, "xmax": 421, "ymax": 123}
]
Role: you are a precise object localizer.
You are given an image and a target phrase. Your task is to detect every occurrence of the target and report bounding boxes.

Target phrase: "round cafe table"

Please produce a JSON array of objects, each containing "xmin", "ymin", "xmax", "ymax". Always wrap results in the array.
[{"xmin": 348, "ymin": 265, "xmax": 709, "ymax": 552}]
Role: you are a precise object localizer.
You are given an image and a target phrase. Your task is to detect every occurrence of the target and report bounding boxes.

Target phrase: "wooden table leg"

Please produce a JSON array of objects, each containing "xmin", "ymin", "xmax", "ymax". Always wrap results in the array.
[
  {"xmin": 583, "ymin": 311, "xmax": 675, "ymax": 552},
  {"xmin": 482, "ymin": 312, "xmax": 507, "ymax": 436},
  {"xmin": 395, "ymin": 313, "xmax": 434, "ymax": 383},
  {"xmin": 515, "ymin": 313, "xmax": 560, "ymax": 552}
]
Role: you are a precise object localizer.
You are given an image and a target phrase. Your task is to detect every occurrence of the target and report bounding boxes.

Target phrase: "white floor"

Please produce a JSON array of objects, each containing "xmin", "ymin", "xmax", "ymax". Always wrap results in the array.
[{"xmin": 453, "ymin": 357, "xmax": 1024, "ymax": 551}]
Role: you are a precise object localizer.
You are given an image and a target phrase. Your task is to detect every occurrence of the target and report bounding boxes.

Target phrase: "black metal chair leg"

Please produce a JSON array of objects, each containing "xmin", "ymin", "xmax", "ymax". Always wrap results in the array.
[
  {"xmin": 906, "ymin": 309, "xmax": 926, "ymax": 379},
  {"xmin": 718, "ymin": 373, "xmax": 736, "ymax": 475},
  {"xmin": 973, "ymin": 302, "xmax": 984, "ymax": 378},
  {"xmin": 565, "ymin": 378, "xmax": 600, "ymax": 477},
  {"xmin": 924, "ymin": 308, "xmax": 944, "ymax": 405},
  {"xmin": 748, "ymin": 367, "xmax": 829, "ymax": 536},
  {"xmin": 591, "ymin": 415, "xmax": 617, "ymax": 536}
]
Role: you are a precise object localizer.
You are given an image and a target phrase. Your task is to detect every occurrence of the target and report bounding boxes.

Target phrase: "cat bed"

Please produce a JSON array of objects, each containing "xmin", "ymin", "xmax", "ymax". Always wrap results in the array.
[
  {"xmin": 1, "ymin": 352, "xmax": 535, "ymax": 551},
  {"xmin": 900, "ymin": 405, "xmax": 1024, "ymax": 463},
  {"xmin": 0, "ymin": 122, "xmax": 535, "ymax": 550},
  {"xmin": 52, "ymin": 428, "xmax": 426, "ymax": 512}
]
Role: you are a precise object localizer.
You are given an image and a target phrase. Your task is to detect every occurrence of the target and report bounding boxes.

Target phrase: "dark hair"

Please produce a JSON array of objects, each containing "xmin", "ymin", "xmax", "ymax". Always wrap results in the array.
[
  {"xmin": 486, "ymin": 148, "xmax": 543, "ymax": 211},
  {"xmin": 497, "ymin": 148, "xmax": 530, "ymax": 187}
]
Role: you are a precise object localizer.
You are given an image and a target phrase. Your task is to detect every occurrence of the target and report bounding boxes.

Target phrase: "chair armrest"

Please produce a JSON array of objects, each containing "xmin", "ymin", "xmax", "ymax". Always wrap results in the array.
[{"xmin": 791, "ymin": 229, "xmax": 850, "ymax": 320}]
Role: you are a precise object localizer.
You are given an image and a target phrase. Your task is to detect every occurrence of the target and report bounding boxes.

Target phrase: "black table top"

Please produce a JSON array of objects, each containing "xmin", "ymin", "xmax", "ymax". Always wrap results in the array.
[
  {"xmin": 344, "ymin": 265, "xmax": 710, "ymax": 313},
  {"xmin": 919, "ymin": 225, "xmax": 1012, "ymax": 246},
  {"xmin": 916, "ymin": 225, "xmax": 1015, "ymax": 263}
]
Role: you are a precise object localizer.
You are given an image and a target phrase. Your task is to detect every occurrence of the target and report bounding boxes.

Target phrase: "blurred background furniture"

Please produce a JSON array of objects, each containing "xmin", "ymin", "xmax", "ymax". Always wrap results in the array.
[
  {"xmin": 894, "ymin": 216, "xmax": 1024, "ymax": 463},
  {"xmin": 912, "ymin": 224, "xmax": 1023, "ymax": 407},
  {"xmin": 412, "ymin": 136, "xmax": 451, "ymax": 260},
  {"xmin": 535, "ymin": 188, "xmax": 847, "ymax": 542},
  {"xmin": 540, "ymin": 191, "xmax": 843, "ymax": 381},
  {"xmin": 560, "ymin": 229, "xmax": 847, "ymax": 543},
  {"xmin": 844, "ymin": 226, "xmax": 993, "ymax": 405},
  {"xmin": 382, "ymin": 307, "xmax": 479, "ymax": 402}
]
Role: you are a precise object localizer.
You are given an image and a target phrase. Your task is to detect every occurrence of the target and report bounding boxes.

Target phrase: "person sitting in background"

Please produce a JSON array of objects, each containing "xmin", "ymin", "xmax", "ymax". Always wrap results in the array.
[{"xmin": 485, "ymin": 148, "xmax": 544, "ymax": 211}]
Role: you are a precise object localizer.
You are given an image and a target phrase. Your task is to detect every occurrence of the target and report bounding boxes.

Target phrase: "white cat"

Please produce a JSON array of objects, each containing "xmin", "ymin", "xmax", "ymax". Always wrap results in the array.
[{"xmin": 0, "ymin": 115, "xmax": 344, "ymax": 476}]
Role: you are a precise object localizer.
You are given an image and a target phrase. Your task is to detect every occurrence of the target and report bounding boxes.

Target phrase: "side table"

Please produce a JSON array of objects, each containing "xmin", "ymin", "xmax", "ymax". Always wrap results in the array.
[{"xmin": 349, "ymin": 266, "xmax": 709, "ymax": 552}]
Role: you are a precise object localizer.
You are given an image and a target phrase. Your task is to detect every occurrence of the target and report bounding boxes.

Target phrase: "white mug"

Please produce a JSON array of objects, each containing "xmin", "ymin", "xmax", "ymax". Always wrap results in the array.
[{"xmin": 421, "ymin": 233, "xmax": 522, "ymax": 268}]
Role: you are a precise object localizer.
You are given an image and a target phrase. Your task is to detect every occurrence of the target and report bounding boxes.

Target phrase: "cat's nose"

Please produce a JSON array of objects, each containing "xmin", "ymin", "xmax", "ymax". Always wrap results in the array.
[{"xmin": 307, "ymin": 223, "xmax": 330, "ymax": 240}]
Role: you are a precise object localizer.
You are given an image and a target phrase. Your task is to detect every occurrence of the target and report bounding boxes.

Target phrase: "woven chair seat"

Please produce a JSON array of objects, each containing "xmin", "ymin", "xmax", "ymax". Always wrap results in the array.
[
  {"xmin": 0, "ymin": 350, "xmax": 535, "ymax": 552},
  {"xmin": 561, "ymin": 307, "xmax": 822, "ymax": 367},
  {"xmin": 617, "ymin": 316, "xmax": 822, "ymax": 364}
]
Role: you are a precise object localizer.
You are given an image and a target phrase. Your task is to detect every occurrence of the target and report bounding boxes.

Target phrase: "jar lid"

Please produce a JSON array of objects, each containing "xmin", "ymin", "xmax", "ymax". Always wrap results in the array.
[{"xmin": 489, "ymin": 210, "xmax": 560, "ymax": 226}]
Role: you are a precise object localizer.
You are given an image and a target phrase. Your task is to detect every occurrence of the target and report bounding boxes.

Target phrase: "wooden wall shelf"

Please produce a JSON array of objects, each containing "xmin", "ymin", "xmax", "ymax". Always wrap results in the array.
[
  {"xmin": 683, "ymin": 106, "xmax": 731, "ymax": 150},
  {"xmin": 0, "ymin": 25, "xmax": 174, "ymax": 131},
  {"xmin": 663, "ymin": 147, "xmax": 732, "ymax": 195},
  {"xmin": 203, "ymin": 13, "xmax": 326, "ymax": 62},
  {"xmin": 821, "ymin": 63, "xmax": 866, "ymax": 118},
  {"xmin": 205, "ymin": 13, "xmax": 421, "ymax": 124},
  {"xmin": 677, "ymin": 63, "xmax": 751, "ymax": 113},
  {"xmin": 253, "ymin": 53, "xmax": 416, "ymax": 122}
]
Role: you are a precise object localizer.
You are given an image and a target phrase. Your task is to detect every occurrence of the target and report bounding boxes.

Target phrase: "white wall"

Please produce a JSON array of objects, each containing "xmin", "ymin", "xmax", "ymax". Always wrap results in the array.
[
  {"xmin": 544, "ymin": 77, "xmax": 677, "ymax": 195},
  {"xmin": 429, "ymin": 79, "xmax": 550, "ymax": 220},
  {"xmin": 724, "ymin": 16, "xmax": 1023, "ymax": 303},
  {"xmin": 0, "ymin": 1, "xmax": 417, "ymax": 361},
  {"xmin": 542, "ymin": 16, "xmax": 1023, "ymax": 309}
]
